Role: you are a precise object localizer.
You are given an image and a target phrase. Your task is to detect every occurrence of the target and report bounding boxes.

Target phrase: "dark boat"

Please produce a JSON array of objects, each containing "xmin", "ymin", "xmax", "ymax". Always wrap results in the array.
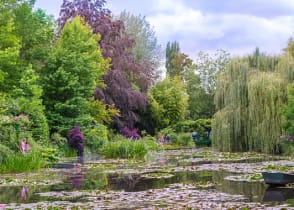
[{"xmin": 262, "ymin": 172, "xmax": 294, "ymax": 186}]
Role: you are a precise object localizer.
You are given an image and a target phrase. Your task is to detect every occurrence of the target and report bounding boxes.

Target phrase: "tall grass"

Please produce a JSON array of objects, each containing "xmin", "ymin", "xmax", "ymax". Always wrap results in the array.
[
  {"xmin": 101, "ymin": 137, "xmax": 160, "ymax": 159},
  {"xmin": 0, "ymin": 152, "xmax": 46, "ymax": 173}
]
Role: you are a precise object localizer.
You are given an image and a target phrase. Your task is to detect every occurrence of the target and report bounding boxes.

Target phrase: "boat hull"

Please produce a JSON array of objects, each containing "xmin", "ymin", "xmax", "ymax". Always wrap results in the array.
[{"xmin": 262, "ymin": 172, "xmax": 294, "ymax": 186}]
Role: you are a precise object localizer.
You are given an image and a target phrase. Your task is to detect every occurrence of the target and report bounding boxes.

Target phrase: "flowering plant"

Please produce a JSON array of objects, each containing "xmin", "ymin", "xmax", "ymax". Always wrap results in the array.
[{"xmin": 121, "ymin": 127, "xmax": 141, "ymax": 140}]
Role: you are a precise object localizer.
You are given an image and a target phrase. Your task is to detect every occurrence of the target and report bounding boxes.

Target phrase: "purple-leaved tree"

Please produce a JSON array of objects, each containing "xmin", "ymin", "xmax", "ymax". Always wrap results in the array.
[{"xmin": 58, "ymin": 0, "xmax": 156, "ymax": 130}]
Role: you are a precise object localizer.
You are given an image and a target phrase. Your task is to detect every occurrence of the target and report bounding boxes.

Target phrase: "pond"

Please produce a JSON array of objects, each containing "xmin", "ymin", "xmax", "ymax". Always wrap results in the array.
[{"xmin": 1, "ymin": 148, "xmax": 294, "ymax": 209}]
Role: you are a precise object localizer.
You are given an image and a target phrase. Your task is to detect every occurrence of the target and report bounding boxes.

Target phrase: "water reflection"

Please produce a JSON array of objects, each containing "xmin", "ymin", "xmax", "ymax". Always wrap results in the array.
[
  {"xmin": 19, "ymin": 186, "xmax": 28, "ymax": 200},
  {"xmin": 69, "ymin": 163, "xmax": 84, "ymax": 190},
  {"xmin": 263, "ymin": 187, "xmax": 294, "ymax": 202}
]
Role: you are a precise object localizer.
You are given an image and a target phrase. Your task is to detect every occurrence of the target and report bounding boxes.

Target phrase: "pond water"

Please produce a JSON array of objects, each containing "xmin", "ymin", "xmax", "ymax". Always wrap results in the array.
[{"xmin": 1, "ymin": 148, "xmax": 294, "ymax": 209}]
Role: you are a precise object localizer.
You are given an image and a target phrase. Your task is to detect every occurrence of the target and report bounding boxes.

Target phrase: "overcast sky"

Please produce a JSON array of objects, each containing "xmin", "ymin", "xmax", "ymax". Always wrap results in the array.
[{"xmin": 34, "ymin": 0, "xmax": 294, "ymax": 58}]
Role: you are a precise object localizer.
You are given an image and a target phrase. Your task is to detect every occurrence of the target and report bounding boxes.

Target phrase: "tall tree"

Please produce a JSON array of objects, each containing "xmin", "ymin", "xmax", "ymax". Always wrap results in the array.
[
  {"xmin": 42, "ymin": 16, "xmax": 109, "ymax": 135},
  {"xmin": 14, "ymin": 2, "xmax": 55, "ymax": 70},
  {"xmin": 195, "ymin": 50, "xmax": 230, "ymax": 94},
  {"xmin": 118, "ymin": 10, "xmax": 162, "ymax": 73},
  {"xmin": 165, "ymin": 41, "xmax": 180, "ymax": 76},
  {"xmin": 185, "ymin": 70, "xmax": 213, "ymax": 119},
  {"xmin": 58, "ymin": 0, "xmax": 154, "ymax": 129},
  {"xmin": 147, "ymin": 76, "xmax": 188, "ymax": 131},
  {"xmin": 213, "ymin": 50, "xmax": 288, "ymax": 153},
  {"xmin": 0, "ymin": 1, "xmax": 22, "ymax": 92},
  {"xmin": 171, "ymin": 53, "xmax": 194, "ymax": 79},
  {"xmin": 0, "ymin": 0, "xmax": 50, "ymax": 143}
]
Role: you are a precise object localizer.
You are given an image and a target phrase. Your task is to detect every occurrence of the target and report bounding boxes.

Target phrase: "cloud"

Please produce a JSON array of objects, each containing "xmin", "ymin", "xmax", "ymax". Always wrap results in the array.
[
  {"xmin": 145, "ymin": 0, "xmax": 294, "ymax": 57},
  {"xmin": 34, "ymin": 0, "xmax": 294, "ymax": 58}
]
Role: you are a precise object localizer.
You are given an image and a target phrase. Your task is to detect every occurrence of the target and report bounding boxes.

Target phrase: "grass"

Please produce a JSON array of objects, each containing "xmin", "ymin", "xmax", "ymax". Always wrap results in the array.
[
  {"xmin": 0, "ymin": 151, "xmax": 46, "ymax": 173},
  {"xmin": 101, "ymin": 139, "xmax": 160, "ymax": 159}
]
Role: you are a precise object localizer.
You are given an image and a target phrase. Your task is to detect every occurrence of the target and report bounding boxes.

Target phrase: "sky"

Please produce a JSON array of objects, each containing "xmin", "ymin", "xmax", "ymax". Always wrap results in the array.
[{"xmin": 34, "ymin": 0, "xmax": 294, "ymax": 59}]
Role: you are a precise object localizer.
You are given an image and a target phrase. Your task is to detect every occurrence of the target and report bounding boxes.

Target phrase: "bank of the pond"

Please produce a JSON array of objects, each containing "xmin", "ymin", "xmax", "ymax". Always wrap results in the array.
[{"xmin": 2, "ymin": 148, "xmax": 294, "ymax": 209}]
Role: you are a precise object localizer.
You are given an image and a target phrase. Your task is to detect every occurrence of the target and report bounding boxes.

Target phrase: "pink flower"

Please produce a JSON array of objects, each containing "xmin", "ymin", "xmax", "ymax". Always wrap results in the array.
[
  {"xmin": 0, "ymin": 204, "xmax": 5, "ymax": 210},
  {"xmin": 13, "ymin": 116, "xmax": 19, "ymax": 121}
]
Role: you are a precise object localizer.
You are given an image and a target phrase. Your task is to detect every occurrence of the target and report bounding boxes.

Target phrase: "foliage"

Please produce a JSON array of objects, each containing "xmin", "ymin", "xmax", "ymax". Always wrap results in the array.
[
  {"xmin": 0, "ymin": 151, "xmax": 46, "ymax": 173},
  {"xmin": 165, "ymin": 41, "xmax": 180, "ymax": 76},
  {"xmin": 185, "ymin": 70, "xmax": 214, "ymax": 119},
  {"xmin": 0, "ymin": 144, "xmax": 13, "ymax": 163},
  {"xmin": 213, "ymin": 50, "xmax": 289, "ymax": 153},
  {"xmin": 0, "ymin": 113, "xmax": 32, "ymax": 151},
  {"xmin": 85, "ymin": 123, "xmax": 108, "ymax": 152},
  {"xmin": 13, "ymin": 2, "xmax": 55, "ymax": 70},
  {"xmin": 101, "ymin": 139, "xmax": 148, "ymax": 159},
  {"xmin": 118, "ymin": 10, "xmax": 162, "ymax": 72},
  {"xmin": 171, "ymin": 53, "xmax": 194, "ymax": 79},
  {"xmin": 58, "ymin": 0, "xmax": 155, "ymax": 130},
  {"xmin": 0, "ymin": 1, "xmax": 50, "ymax": 145},
  {"xmin": 40, "ymin": 147, "xmax": 59, "ymax": 163},
  {"xmin": 50, "ymin": 132, "xmax": 67, "ymax": 146},
  {"xmin": 158, "ymin": 127, "xmax": 178, "ymax": 144},
  {"xmin": 282, "ymin": 74, "xmax": 294, "ymax": 134},
  {"xmin": 170, "ymin": 119, "xmax": 211, "ymax": 134},
  {"xmin": 147, "ymin": 76, "xmax": 189, "ymax": 132},
  {"xmin": 68, "ymin": 126, "xmax": 85, "ymax": 155},
  {"xmin": 121, "ymin": 126, "xmax": 141, "ymax": 140},
  {"xmin": 12, "ymin": 65, "xmax": 49, "ymax": 143},
  {"xmin": 195, "ymin": 50, "xmax": 230, "ymax": 94},
  {"xmin": 42, "ymin": 16, "xmax": 109, "ymax": 135},
  {"xmin": 0, "ymin": 6, "xmax": 21, "ymax": 92},
  {"xmin": 176, "ymin": 133, "xmax": 194, "ymax": 147}
]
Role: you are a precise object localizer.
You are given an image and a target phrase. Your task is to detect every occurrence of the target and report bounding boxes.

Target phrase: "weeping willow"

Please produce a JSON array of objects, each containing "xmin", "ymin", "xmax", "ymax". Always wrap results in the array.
[
  {"xmin": 213, "ymin": 52, "xmax": 293, "ymax": 153},
  {"xmin": 248, "ymin": 72, "xmax": 287, "ymax": 153},
  {"xmin": 213, "ymin": 60, "xmax": 249, "ymax": 152}
]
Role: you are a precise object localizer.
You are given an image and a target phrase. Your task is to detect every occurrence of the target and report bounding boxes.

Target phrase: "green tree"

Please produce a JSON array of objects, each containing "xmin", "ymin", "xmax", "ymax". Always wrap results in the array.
[
  {"xmin": 0, "ymin": 0, "xmax": 50, "ymax": 143},
  {"xmin": 119, "ymin": 10, "xmax": 162, "ymax": 71},
  {"xmin": 171, "ymin": 53, "xmax": 194, "ymax": 79},
  {"xmin": 185, "ymin": 70, "xmax": 213, "ymax": 119},
  {"xmin": 213, "ymin": 50, "xmax": 289, "ymax": 153},
  {"xmin": 13, "ymin": 2, "xmax": 55, "ymax": 70},
  {"xmin": 42, "ymin": 16, "xmax": 109, "ymax": 135},
  {"xmin": 195, "ymin": 50, "xmax": 230, "ymax": 94},
  {"xmin": 165, "ymin": 41, "xmax": 180, "ymax": 76},
  {"xmin": 283, "ymin": 82, "xmax": 294, "ymax": 134},
  {"xmin": 147, "ymin": 76, "xmax": 188, "ymax": 131},
  {"xmin": 0, "ymin": 3, "xmax": 21, "ymax": 91}
]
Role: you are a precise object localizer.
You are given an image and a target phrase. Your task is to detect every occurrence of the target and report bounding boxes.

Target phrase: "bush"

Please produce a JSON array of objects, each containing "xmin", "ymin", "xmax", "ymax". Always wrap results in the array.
[
  {"xmin": 85, "ymin": 124, "xmax": 108, "ymax": 152},
  {"xmin": 169, "ymin": 119, "xmax": 212, "ymax": 136},
  {"xmin": 121, "ymin": 127, "xmax": 141, "ymax": 140},
  {"xmin": 0, "ymin": 144, "xmax": 13, "ymax": 163},
  {"xmin": 141, "ymin": 135, "xmax": 160, "ymax": 151},
  {"xmin": 50, "ymin": 132, "xmax": 67, "ymax": 146},
  {"xmin": 41, "ymin": 147, "xmax": 59, "ymax": 163},
  {"xmin": 177, "ymin": 133, "xmax": 194, "ymax": 146}
]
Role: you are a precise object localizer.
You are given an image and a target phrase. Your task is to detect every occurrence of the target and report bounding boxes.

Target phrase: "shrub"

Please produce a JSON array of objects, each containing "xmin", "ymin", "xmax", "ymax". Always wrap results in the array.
[
  {"xmin": 177, "ymin": 133, "xmax": 194, "ymax": 147},
  {"xmin": 121, "ymin": 127, "xmax": 141, "ymax": 140},
  {"xmin": 50, "ymin": 132, "xmax": 67, "ymax": 146},
  {"xmin": 0, "ymin": 144, "xmax": 13, "ymax": 163},
  {"xmin": 169, "ymin": 119, "xmax": 212, "ymax": 136},
  {"xmin": 0, "ymin": 114, "xmax": 32, "ymax": 151},
  {"xmin": 68, "ymin": 126, "xmax": 85, "ymax": 156},
  {"xmin": 85, "ymin": 124, "xmax": 108, "ymax": 152},
  {"xmin": 41, "ymin": 147, "xmax": 59, "ymax": 163}
]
